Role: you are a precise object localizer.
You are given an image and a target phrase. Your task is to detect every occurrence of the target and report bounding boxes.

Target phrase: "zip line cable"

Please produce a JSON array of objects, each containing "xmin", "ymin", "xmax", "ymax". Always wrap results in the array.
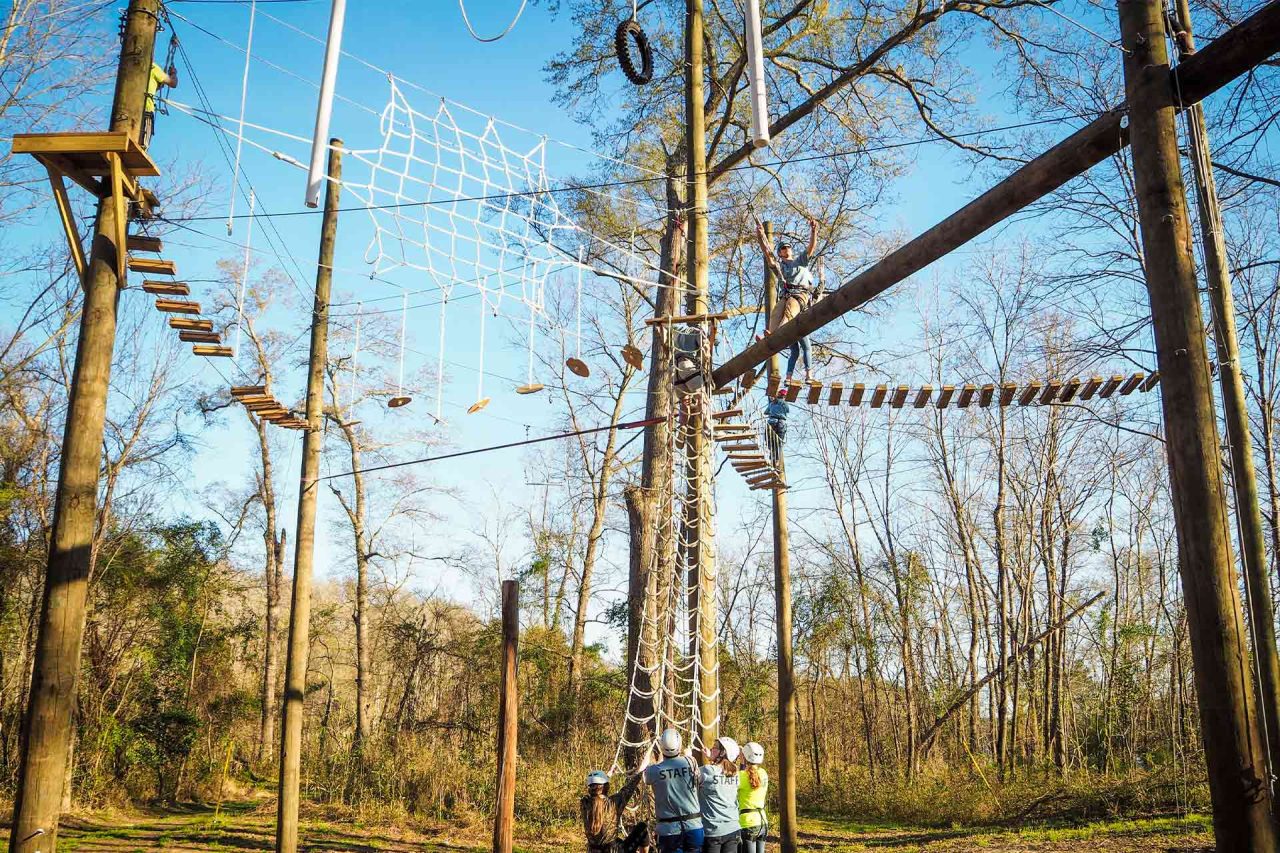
[{"xmin": 318, "ymin": 417, "xmax": 662, "ymax": 480}]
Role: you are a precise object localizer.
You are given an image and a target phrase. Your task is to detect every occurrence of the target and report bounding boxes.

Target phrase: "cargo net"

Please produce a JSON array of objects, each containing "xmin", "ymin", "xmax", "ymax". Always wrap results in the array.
[{"xmin": 609, "ymin": 326, "xmax": 720, "ymax": 774}]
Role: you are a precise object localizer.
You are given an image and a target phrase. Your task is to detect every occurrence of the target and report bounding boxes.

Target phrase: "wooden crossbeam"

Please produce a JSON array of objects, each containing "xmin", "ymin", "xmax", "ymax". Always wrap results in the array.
[
  {"xmin": 914, "ymin": 386, "xmax": 932, "ymax": 408},
  {"xmin": 46, "ymin": 170, "xmax": 86, "ymax": 280},
  {"xmin": 128, "ymin": 257, "xmax": 177, "ymax": 276},
  {"xmin": 849, "ymin": 383, "xmax": 865, "ymax": 406},
  {"xmin": 168, "ymin": 317, "xmax": 213, "ymax": 332},
  {"xmin": 999, "ymin": 383, "xmax": 1017, "ymax": 407},
  {"xmin": 806, "ymin": 382, "xmax": 822, "ymax": 405},
  {"xmin": 1080, "ymin": 376, "xmax": 1103, "ymax": 400},
  {"xmin": 1060, "ymin": 378, "xmax": 1082, "ymax": 402},
  {"xmin": 193, "ymin": 345, "xmax": 233, "ymax": 357},
  {"xmin": 126, "ymin": 235, "xmax": 163, "ymax": 253},
  {"xmin": 870, "ymin": 384, "xmax": 887, "ymax": 408},
  {"xmin": 1120, "ymin": 372, "xmax": 1145, "ymax": 395},
  {"xmin": 937, "ymin": 385, "xmax": 955, "ymax": 409},
  {"xmin": 1039, "ymin": 380, "xmax": 1062, "ymax": 405},
  {"xmin": 979, "ymin": 384, "xmax": 995, "ymax": 407},
  {"xmin": 784, "ymin": 380, "xmax": 802, "ymax": 402},
  {"xmin": 957, "ymin": 384, "xmax": 976, "ymax": 408},
  {"xmin": 179, "ymin": 330, "xmax": 220, "ymax": 344},
  {"xmin": 1018, "ymin": 381, "xmax": 1042, "ymax": 406},
  {"xmin": 143, "ymin": 280, "xmax": 190, "ymax": 296},
  {"xmin": 155, "ymin": 299, "xmax": 200, "ymax": 314}
]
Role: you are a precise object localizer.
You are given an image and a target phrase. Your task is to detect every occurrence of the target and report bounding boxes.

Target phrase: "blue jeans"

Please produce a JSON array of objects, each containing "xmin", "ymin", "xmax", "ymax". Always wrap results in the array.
[
  {"xmin": 786, "ymin": 337, "xmax": 810, "ymax": 377},
  {"xmin": 703, "ymin": 830, "xmax": 739, "ymax": 853},
  {"xmin": 658, "ymin": 825, "xmax": 705, "ymax": 853},
  {"xmin": 739, "ymin": 826, "xmax": 766, "ymax": 853}
]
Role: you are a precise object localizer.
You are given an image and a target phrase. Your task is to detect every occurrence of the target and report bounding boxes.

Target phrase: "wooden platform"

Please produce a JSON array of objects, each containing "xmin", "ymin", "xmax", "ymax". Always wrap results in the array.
[{"xmin": 763, "ymin": 371, "xmax": 1159, "ymax": 409}]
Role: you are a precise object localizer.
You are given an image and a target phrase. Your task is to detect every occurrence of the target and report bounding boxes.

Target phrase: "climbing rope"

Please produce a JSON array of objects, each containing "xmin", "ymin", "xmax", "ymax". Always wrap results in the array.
[{"xmin": 457, "ymin": 0, "xmax": 529, "ymax": 42}]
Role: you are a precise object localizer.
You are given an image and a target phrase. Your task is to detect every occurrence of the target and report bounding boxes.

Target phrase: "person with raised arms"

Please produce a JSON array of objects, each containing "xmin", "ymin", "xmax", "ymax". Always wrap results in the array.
[
  {"xmin": 698, "ymin": 737, "xmax": 742, "ymax": 853},
  {"xmin": 642, "ymin": 728, "xmax": 704, "ymax": 853}
]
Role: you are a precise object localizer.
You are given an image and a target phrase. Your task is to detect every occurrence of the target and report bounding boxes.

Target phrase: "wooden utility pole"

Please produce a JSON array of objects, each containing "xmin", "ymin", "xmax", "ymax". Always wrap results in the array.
[
  {"xmin": 275, "ymin": 139, "xmax": 342, "ymax": 853},
  {"xmin": 8, "ymin": 2, "xmax": 160, "ymax": 850},
  {"xmin": 493, "ymin": 580, "xmax": 519, "ymax": 853},
  {"xmin": 1119, "ymin": 1, "xmax": 1276, "ymax": 847},
  {"xmin": 763, "ymin": 222, "xmax": 799, "ymax": 853},
  {"xmin": 1172, "ymin": 0, "xmax": 1280, "ymax": 790},
  {"xmin": 684, "ymin": 0, "xmax": 718, "ymax": 756}
]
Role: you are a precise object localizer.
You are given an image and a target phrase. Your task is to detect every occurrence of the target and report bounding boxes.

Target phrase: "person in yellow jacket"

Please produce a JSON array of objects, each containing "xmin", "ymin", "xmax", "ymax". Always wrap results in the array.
[
  {"xmin": 141, "ymin": 61, "xmax": 177, "ymax": 148},
  {"xmin": 737, "ymin": 742, "xmax": 768, "ymax": 853}
]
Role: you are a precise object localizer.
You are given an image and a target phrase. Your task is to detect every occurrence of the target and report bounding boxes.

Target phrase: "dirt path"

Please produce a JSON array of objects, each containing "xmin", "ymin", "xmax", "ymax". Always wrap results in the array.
[{"xmin": 40, "ymin": 803, "xmax": 1214, "ymax": 851}]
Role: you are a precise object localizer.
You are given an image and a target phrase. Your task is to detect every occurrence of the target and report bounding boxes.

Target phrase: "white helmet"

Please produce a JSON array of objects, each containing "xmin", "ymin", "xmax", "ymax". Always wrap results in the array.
[
  {"xmin": 586, "ymin": 770, "xmax": 610, "ymax": 787},
  {"xmin": 659, "ymin": 728, "xmax": 683, "ymax": 758},
  {"xmin": 742, "ymin": 741, "xmax": 765, "ymax": 765},
  {"xmin": 715, "ymin": 737, "xmax": 741, "ymax": 763}
]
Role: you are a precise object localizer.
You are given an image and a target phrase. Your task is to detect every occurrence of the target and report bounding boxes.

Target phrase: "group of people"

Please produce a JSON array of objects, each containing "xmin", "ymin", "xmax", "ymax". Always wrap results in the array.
[{"xmin": 581, "ymin": 728, "xmax": 770, "ymax": 853}]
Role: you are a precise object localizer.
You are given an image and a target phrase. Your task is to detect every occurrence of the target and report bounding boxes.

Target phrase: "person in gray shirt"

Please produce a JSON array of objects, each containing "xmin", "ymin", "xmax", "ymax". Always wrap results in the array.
[
  {"xmin": 698, "ymin": 737, "xmax": 742, "ymax": 853},
  {"xmin": 643, "ymin": 729, "xmax": 704, "ymax": 852},
  {"xmin": 756, "ymin": 218, "xmax": 819, "ymax": 383}
]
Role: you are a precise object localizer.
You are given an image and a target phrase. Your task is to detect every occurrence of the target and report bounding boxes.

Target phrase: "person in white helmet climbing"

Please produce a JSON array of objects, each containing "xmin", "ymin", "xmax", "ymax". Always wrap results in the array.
[
  {"xmin": 641, "ymin": 728, "xmax": 704, "ymax": 852},
  {"xmin": 698, "ymin": 737, "xmax": 742, "ymax": 853},
  {"xmin": 581, "ymin": 764, "xmax": 653, "ymax": 853},
  {"xmin": 737, "ymin": 742, "xmax": 769, "ymax": 853}
]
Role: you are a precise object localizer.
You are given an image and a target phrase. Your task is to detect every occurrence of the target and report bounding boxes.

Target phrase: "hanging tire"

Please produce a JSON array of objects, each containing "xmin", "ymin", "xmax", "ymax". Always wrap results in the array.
[{"xmin": 615, "ymin": 19, "xmax": 654, "ymax": 85}]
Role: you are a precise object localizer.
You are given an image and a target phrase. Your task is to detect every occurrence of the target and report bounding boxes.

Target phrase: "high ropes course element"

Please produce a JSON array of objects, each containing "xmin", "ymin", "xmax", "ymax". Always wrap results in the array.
[
  {"xmin": 231, "ymin": 385, "xmax": 306, "ymax": 429},
  {"xmin": 758, "ymin": 371, "xmax": 1159, "ymax": 407}
]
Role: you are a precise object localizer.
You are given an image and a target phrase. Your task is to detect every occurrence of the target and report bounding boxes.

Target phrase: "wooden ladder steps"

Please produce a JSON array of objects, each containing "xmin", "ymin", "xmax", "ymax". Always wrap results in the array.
[
  {"xmin": 126, "ymin": 235, "xmax": 163, "ymax": 253},
  {"xmin": 169, "ymin": 317, "xmax": 213, "ymax": 332},
  {"xmin": 128, "ymin": 257, "xmax": 177, "ymax": 275},
  {"xmin": 155, "ymin": 298, "xmax": 200, "ymax": 314},
  {"xmin": 143, "ymin": 280, "xmax": 189, "ymax": 296},
  {"xmin": 179, "ymin": 330, "xmax": 221, "ymax": 344},
  {"xmin": 192, "ymin": 344, "xmax": 232, "ymax": 357}
]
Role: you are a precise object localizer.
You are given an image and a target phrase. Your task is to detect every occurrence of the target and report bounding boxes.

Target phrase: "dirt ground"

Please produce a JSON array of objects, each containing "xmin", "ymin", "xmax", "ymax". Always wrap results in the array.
[{"xmin": 18, "ymin": 802, "xmax": 1214, "ymax": 852}]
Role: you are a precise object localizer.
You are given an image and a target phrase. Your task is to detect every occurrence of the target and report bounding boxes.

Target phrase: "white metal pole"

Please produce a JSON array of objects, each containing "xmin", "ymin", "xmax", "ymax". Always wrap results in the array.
[
  {"xmin": 304, "ymin": 0, "xmax": 347, "ymax": 208},
  {"xmin": 744, "ymin": 0, "xmax": 770, "ymax": 149},
  {"xmin": 233, "ymin": 190, "xmax": 256, "ymax": 364}
]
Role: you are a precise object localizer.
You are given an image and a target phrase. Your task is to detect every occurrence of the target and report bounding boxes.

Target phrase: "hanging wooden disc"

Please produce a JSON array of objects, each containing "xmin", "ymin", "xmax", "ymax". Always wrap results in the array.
[
  {"xmin": 566, "ymin": 357, "xmax": 590, "ymax": 378},
  {"xmin": 621, "ymin": 344, "xmax": 644, "ymax": 370},
  {"xmin": 467, "ymin": 397, "xmax": 491, "ymax": 414},
  {"xmin": 516, "ymin": 383, "xmax": 545, "ymax": 395},
  {"xmin": 388, "ymin": 395, "xmax": 412, "ymax": 408}
]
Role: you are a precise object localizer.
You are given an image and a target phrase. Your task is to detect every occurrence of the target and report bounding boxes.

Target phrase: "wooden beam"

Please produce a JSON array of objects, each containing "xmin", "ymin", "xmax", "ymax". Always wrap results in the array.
[
  {"xmin": 126, "ymin": 235, "xmax": 162, "ymax": 253},
  {"xmin": 231, "ymin": 385, "xmax": 268, "ymax": 397},
  {"xmin": 827, "ymin": 382, "xmax": 843, "ymax": 405},
  {"xmin": 784, "ymin": 380, "xmax": 802, "ymax": 402},
  {"xmin": 12, "ymin": 130, "xmax": 160, "ymax": 176},
  {"xmin": 179, "ymin": 330, "xmax": 221, "ymax": 344},
  {"xmin": 1039, "ymin": 380, "xmax": 1062, "ymax": 405},
  {"xmin": 978, "ymin": 384, "xmax": 995, "ymax": 408},
  {"xmin": 957, "ymin": 384, "xmax": 976, "ymax": 408},
  {"xmin": 1098, "ymin": 374, "xmax": 1124, "ymax": 398},
  {"xmin": 1079, "ymin": 376, "xmax": 1103, "ymax": 400},
  {"xmin": 644, "ymin": 310, "xmax": 731, "ymax": 325},
  {"xmin": 155, "ymin": 299, "xmax": 200, "ymax": 314},
  {"xmin": 1018, "ymin": 381, "xmax": 1042, "ymax": 406},
  {"xmin": 168, "ymin": 317, "xmax": 213, "ymax": 332},
  {"xmin": 1120, "ymin": 373, "xmax": 1145, "ymax": 395},
  {"xmin": 128, "ymin": 257, "xmax": 177, "ymax": 275},
  {"xmin": 1060, "ymin": 377, "xmax": 1082, "ymax": 402},
  {"xmin": 143, "ymin": 280, "xmax": 189, "ymax": 296},
  {"xmin": 870, "ymin": 384, "xmax": 887, "ymax": 408},
  {"xmin": 1141, "ymin": 371, "xmax": 1161, "ymax": 392},
  {"xmin": 848, "ymin": 383, "xmax": 865, "ymax": 406},
  {"xmin": 805, "ymin": 382, "xmax": 822, "ymax": 405},
  {"xmin": 193, "ymin": 345, "xmax": 233, "ymax": 357},
  {"xmin": 913, "ymin": 385, "xmax": 933, "ymax": 408},
  {"xmin": 712, "ymin": 409, "xmax": 742, "ymax": 420},
  {"xmin": 890, "ymin": 385, "xmax": 908, "ymax": 409},
  {"xmin": 108, "ymin": 152, "xmax": 127, "ymax": 282},
  {"xmin": 936, "ymin": 385, "xmax": 955, "ymax": 409},
  {"xmin": 706, "ymin": 1, "xmax": 1280, "ymax": 390},
  {"xmin": 999, "ymin": 383, "xmax": 1017, "ymax": 407},
  {"xmin": 46, "ymin": 170, "xmax": 86, "ymax": 281}
]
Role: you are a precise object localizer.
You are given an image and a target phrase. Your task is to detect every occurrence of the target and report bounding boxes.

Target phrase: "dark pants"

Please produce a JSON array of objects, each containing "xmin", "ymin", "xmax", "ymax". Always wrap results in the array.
[
  {"xmin": 140, "ymin": 111, "xmax": 156, "ymax": 148},
  {"xmin": 739, "ymin": 826, "xmax": 766, "ymax": 853},
  {"xmin": 618, "ymin": 822, "xmax": 650, "ymax": 853},
  {"xmin": 657, "ymin": 825, "xmax": 704, "ymax": 853},
  {"xmin": 703, "ymin": 830, "xmax": 739, "ymax": 853}
]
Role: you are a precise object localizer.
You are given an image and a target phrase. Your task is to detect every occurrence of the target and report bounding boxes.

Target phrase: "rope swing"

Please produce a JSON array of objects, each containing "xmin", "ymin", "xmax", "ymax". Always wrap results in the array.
[{"xmin": 388, "ymin": 291, "xmax": 412, "ymax": 408}]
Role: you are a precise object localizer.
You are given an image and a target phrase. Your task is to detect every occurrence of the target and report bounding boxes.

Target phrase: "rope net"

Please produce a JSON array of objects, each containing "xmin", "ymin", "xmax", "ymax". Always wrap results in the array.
[{"xmin": 610, "ymin": 326, "xmax": 720, "ymax": 774}]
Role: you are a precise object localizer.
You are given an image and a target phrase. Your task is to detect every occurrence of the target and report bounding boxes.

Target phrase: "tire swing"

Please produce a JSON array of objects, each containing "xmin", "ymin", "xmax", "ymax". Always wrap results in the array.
[{"xmin": 615, "ymin": 18, "xmax": 653, "ymax": 85}]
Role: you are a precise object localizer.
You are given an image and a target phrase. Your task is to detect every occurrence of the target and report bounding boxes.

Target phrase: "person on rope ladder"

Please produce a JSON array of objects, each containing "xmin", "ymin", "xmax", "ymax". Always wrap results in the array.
[
  {"xmin": 755, "ymin": 218, "xmax": 819, "ymax": 384},
  {"xmin": 737, "ymin": 742, "xmax": 769, "ymax": 853},
  {"xmin": 765, "ymin": 393, "xmax": 789, "ymax": 458},
  {"xmin": 698, "ymin": 737, "xmax": 742, "ymax": 853},
  {"xmin": 581, "ymin": 764, "xmax": 654, "ymax": 853},
  {"xmin": 141, "ymin": 58, "xmax": 178, "ymax": 149},
  {"xmin": 642, "ymin": 728, "xmax": 705, "ymax": 853}
]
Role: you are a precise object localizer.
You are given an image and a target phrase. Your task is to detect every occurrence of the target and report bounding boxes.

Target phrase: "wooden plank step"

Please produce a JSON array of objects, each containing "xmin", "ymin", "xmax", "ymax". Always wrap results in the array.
[
  {"xmin": 828, "ymin": 382, "xmax": 843, "ymax": 405},
  {"xmin": 936, "ymin": 385, "xmax": 955, "ymax": 409},
  {"xmin": 1018, "ymin": 381, "xmax": 1042, "ymax": 406},
  {"xmin": 231, "ymin": 385, "xmax": 268, "ymax": 397},
  {"xmin": 870, "ymin": 384, "xmax": 888, "ymax": 408},
  {"xmin": 1141, "ymin": 371, "xmax": 1160, "ymax": 392},
  {"xmin": 999, "ymin": 383, "xmax": 1017, "ymax": 407},
  {"xmin": 784, "ymin": 381, "xmax": 803, "ymax": 402},
  {"xmin": 193, "ymin": 345, "xmax": 233, "ymax": 357},
  {"xmin": 128, "ymin": 257, "xmax": 177, "ymax": 275},
  {"xmin": 914, "ymin": 386, "xmax": 932, "ymax": 408},
  {"xmin": 1079, "ymin": 376, "xmax": 1103, "ymax": 400},
  {"xmin": 179, "ymin": 330, "xmax": 220, "ymax": 344},
  {"xmin": 1039, "ymin": 380, "xmax": 1062, "ymax": 405},
  {"xmin": 236, "ymin": 396, "xmax": 274, "ymax": 407},
  {"xmin": 806, "ymin": 382, "xmax": 822, "ymax": 405},
  {"xmin": 143, "ymin": 280, "xmax": 189, "ymax": 296},
  {"xmin": 890, "ymin": 385, "xmax": 909, "ymax": 409},
  {"xmin": 1060, "ymin": 378, "xmax": 1082, "ymax": 402},
  {"xmin": 1098, "ymin": 374, "xmax": 1124, "ymax": 398},
  {"xmin": 246, "ymin": 400, "xmax": 283, "ymax": 412},
  {"xmin": 712, "ymin": 409, "xmax": 742, "ymax": 420},
  {"xmin": 126, "ymin": 235, "xmax": 163, "ymax": 253},
  {"xmin": 848, "ymin": 383, "xmax": 865, "ymax": 407},
  {"xmin": 169, "ymin": 317, "xmax": 212, "ymax": 332},
  {"xmin": 1120, "ymin": 373, "xmax": 1145, "ymax": 395},
  {"xmin": 957, "ymin": 384, "xmax": 977, "ymax": 408},
  {"xmin": 155, "ymin": 299, "xmax": 200, "ymax": 314},
  {"xmin": 720, "ymin": 444, "xmax": 758, "ymax": 453},
  {"xmin": 979, "ymin": 384, "xmax": 995, "ymax": 407}
]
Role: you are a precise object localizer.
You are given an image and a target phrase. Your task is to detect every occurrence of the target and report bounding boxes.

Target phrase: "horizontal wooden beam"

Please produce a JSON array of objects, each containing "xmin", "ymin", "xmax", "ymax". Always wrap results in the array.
[{"xmin": 708, "ymin": 1, "xmax": 1280, "ymax": 389}]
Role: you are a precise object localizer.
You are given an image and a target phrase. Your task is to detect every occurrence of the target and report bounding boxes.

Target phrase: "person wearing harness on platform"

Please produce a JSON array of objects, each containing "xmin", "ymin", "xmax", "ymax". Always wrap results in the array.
[
  {"xmin": 737, "ymin": 742, "xmax": 769, "ymax": 853},
  {"xmin": 141, "ymin": 60, "xmax": 177, "ymax": 149},
  {"xmin": 581, "ymin": 764, "xmax": 653, "ymax": 853},
  {"xmin": 642, "ymin": 728, "xmax": 704, "ymax": 853},
  {"xmin": 755, "ymin": 217, "xmax": 819, "ymax": 384},
  {"xmin": 698, "ymin": 737, "xmax": 742, "ymax": 853}
]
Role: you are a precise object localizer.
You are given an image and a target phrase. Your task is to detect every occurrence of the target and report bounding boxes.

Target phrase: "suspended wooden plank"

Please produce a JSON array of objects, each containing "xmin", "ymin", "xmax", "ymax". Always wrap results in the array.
[
  {"xmin": 1017, "ymin": 381, "xmax": 1042, "ymax": 406},
  {"xmin": 142, "ymin": 280, "xmax": 189, "ymax": 296},
  {"xmin": 193, "ymin": 345, "xmax": 233, "ymax": 357},
  {"xmin": 246, "ymin": 400, "xmax": 282, "ymax": 412},
  {"xmin": 999, "ymin": 383, "xmax": 1017, "ymax": 407},
  {"xmin": 1098, "ymin": 374, "xmax": 1124, "ymax": 398},
  {"xmin": 1120, "ymin": 372, "xmax": 1145, "ymax": 395},
  {"xmin": 169, "ymin": 317, "xmax": 213, "ymax": 332},
  {"xmin": 1060, "ymin": 377, "xmax": 1082, "ymax": 402},
  {"xmin": 914, "ymin": 386, "xmax": 933, "ymax": 408},
  {"xmin": 806, "ymin": 382, "xmax": 822, "ymax": 405},
  {"xmin": 237, "ymin": 396, "xmax": 274, "ymax": 407},
  {"xmin": 721, "ymin": 444, "xmax": 758, "ymax": 453},
  {"xmin": 957, "ymin": 384, "xmax": 976, "ymax": 408},
  {"xmin": 155, "ymin": 299, "xmax": 200, "ymax": 314},
  {"xmin": 128, "ymin": 256, "xmax": 177, "ymax": 276},
  {"xmin": 979, "ymin": 384, "xmax": 995, "ymax": 407},
  {"xmin": 828, "ymin": 382, "xmax": 843, "ymax": 405},
  {"xmin": 890, "ymin": 385, "xmax": 909, "ymax": 408},
  {"xmin": 784, "ymin": 380, "xmax": 802, "ymax": 402},
  {"xmin": 870, "ymin": 384, "xmax": 888, "ymax": 408},
  {"xmin": 179, "ymin": 330, "xmax": 220, "ymax": 344},
  {"xmin": 712, "ymin": 409, "xmax": 742, "ymax": 420},
  {"xmin": 936, "ymin": 385, "xmax": 955, "ymax": 409},
  {"xmin": 1141, "ymin": 371, "xmax": 1161, "ymax": 392},
  {"xmin": 1039, "ymin": 380, "xmax": 1062, "ymax": 405},
  {"xmin": 1080, "ymin": 376, "xmax": 1103, "ymax": 400},
  {"xmin": 126, "ymin": 235, "xmax": 163, "ymax": 253},
  {"xmin": 231, "ymin": 385, "xmax": 268, "ymax": 397},
  {"xmin": 849, "ymin": 383, "xmax": 865, "ymax": 406}
]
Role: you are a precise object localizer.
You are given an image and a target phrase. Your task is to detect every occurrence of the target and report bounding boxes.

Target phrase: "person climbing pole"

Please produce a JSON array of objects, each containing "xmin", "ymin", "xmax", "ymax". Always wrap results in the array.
[
  {"xmin": 755, "ymin": 217, "xmax": 819, "ymax": 384},
  {"xmin": 581, "ymin": 764, "xmax": 653, "ymax": 853},
  {"xmin": 642, "ymin": 729, "xmax": 704, "ymax": 853},
  {"xmin": 141, "ymin": 57, "xmax": 178, "ymax": 149}
]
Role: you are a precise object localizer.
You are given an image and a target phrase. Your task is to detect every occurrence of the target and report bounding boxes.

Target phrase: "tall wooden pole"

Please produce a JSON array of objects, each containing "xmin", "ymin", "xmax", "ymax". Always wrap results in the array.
[
  {"xmin": 493, "ymin": 580, "xmax": 519, "ymax": 853},
  {"xmin": 1172, "ymin": 0, "xmax": 1280, "ymax": 791},
  {"xmin": 275, "ymin": 139, "xmax": 342, "ymax": 853},
  {"xmin": 763, "ymin": 222, "xmax": 799, "ymax": 853},
  {"xmin": 8, "ymin": 3, "xmax": 160, "ymax": 850},
  {"xmin": 1119, "ymin": 1, "xmax": 1276, "ymax": 847},
  {"xmin": 684, "ymin": 0, "xmax": 718, "ymax": 755}
]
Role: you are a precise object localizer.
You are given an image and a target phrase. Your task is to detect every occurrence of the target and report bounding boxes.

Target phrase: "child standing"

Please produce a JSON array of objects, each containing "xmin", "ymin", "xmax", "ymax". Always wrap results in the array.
[{"xmin": 737, "ymin": 742, "xmax": 769, "ymax": 853}]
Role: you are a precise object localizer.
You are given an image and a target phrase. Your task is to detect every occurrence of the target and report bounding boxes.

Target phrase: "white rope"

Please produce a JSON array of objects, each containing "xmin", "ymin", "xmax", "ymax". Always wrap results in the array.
[
  {"xmin": 575, "ymin": 246, "xmax": 585, "ymax": 360},
  {"xmin": 456, "ymin": 0, "xmax": 530, "ymax": 43},
  {"xmin": 435, "ymin": 296, "xmax": 447, "ymax": 422},
  {"xmin": 396, "ymin": 290, "xmax": 408, "ymax": 397},
  {"xmin": 477, "ymin": 285, "xmax": 488, "ymax": 403},
  {"xmin": 232, "ymin": 189, "xmax": 256, "ymax": 365},
  {"xmin": 227, "ymin": 0, "xmax": 257, "ymax": 235},
  {"xmin": 349, "ymin": 302, "xmax": 362, "ymax": 411}
]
